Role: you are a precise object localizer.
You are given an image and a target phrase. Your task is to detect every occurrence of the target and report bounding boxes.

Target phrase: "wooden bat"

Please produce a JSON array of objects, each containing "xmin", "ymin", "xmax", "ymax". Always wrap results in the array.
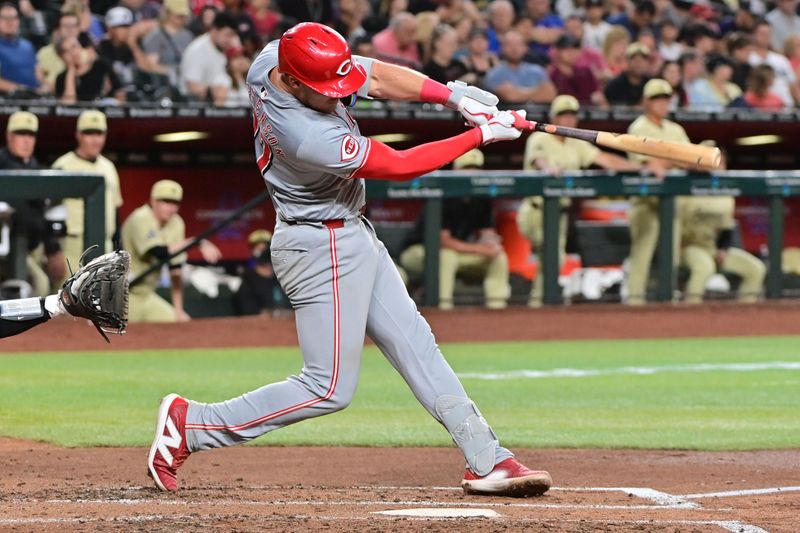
[{"xmin": 511, "ymin": 112, "xmax": 722, "ymax": 169}]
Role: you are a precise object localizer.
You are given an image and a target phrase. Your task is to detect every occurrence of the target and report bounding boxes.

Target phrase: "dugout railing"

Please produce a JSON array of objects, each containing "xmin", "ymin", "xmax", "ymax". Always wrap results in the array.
[
  {"xmin": 0, "ymin": 170, "xmax": 105, "ymax": 282},
  {"xmin": 366, "ymin": 170, "xmax": 797, "ymax": 306}
]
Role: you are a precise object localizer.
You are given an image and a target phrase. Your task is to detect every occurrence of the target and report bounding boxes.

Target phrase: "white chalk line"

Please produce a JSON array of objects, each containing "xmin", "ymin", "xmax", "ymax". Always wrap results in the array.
[
  {"xmin": 458, "ymin": 361, "xmax": 800, "ymax": 380},
  {"xmin": 682, "ymin": 485, "xmax": 800, "ymax": 499}
]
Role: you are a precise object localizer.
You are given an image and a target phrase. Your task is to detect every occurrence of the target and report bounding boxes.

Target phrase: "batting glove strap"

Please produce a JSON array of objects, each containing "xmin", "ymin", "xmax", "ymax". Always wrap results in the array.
[
  {"xmin": 479, "ymin": 110, "xmax": 525, "ymax": 144},
  {"xmin": 447, "ymin": 80, "xmax": 499, "ymax": 126}
]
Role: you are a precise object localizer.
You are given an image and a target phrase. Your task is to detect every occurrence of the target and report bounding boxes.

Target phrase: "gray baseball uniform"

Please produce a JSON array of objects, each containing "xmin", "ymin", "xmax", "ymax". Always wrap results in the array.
[{"xmin": 183, "ymin": 42, "xmax": 512, "ymax": 475}]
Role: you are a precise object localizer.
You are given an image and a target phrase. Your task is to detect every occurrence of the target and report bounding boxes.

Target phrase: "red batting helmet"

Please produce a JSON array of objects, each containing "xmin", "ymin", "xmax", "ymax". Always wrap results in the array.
[{"xmin": 278, "ymin": 22, "xmax": 367, "ymax": 98}]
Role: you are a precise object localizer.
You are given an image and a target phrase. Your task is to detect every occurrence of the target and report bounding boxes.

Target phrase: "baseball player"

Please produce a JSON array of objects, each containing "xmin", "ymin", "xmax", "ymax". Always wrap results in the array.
[
  {"xmin": 519, "ymin": 95, "xmax": 658, "ymax": 307},
  {"xmin": 625, "ymin": 79, "xmax": 687, "ymax": 305},
  {"xmin": 148, "ymin": 22, "xmax": 551, "ymax": 497},
  {"xmin": 121, "ymin": 180, "xmax": 221, "ymax": 322}
]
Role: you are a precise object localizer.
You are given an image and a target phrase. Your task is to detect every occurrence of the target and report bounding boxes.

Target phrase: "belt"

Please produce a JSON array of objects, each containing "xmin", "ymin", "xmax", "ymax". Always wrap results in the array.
[{"xmin": 283, "ymin": 218, "xmax": 345, "ymax": 229}]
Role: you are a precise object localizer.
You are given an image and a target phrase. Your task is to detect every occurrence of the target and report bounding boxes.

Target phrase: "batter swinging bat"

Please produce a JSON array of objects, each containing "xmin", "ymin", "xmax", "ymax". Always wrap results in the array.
[{"xmin": 510, "ymin": 112, "xmax": 722, "ymax": 169}]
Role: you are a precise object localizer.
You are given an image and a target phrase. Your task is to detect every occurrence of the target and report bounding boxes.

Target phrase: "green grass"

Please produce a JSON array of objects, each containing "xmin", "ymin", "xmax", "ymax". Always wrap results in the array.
[{"xmin": 1, "ymin": 336, "xmax": 799, "ymax": 450}]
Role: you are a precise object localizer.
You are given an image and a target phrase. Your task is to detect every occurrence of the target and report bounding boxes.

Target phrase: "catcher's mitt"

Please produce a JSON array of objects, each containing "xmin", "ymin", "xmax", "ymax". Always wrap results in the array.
[{"xmin": 61, "ymin": 246, "xmax": 131, "ymax": 343}]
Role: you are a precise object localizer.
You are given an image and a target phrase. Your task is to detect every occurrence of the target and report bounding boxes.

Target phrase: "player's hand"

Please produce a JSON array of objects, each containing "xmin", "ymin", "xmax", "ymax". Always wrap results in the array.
[
  {"xmin": 176, "ymin": 308, "xmax": 191, "ymax": 322},
  {"xmin": 199, "ymin": 239, "xmax": 222, "ymax": 264},
  {"xmin": 479, "ymin": 110, "xmax": 526, "ymax": 145},
  {"xmin": 447, "ymin": 80, "xmax": 499, "ymax": 126},
  {"xmin": 476, "ymin": 241, "xmax": 503, "ymax": 259}
]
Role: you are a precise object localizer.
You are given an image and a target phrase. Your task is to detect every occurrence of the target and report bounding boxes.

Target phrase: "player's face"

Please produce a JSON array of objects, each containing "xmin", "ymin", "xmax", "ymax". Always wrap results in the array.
[
  {"xmin": 76, "ymin": 131, "xmax": 107, "ymax": 159},
  {"xmin": 297, "ymin": 83, "xmax": 341, "ymax": 113},
  {"xmin": 645, "ymin": 96, "xmax": 670, "ymax": 119},
  {"xmin": 553, "ymin": 112, "xmax": 578, "ymax": 128},
  {"xmin": 151, "ymin": 199, "xmax": 180, "ymax": 224},
  {"xmin": 6, "ymin": 131, "xmax": 36, "ymax": 159}
]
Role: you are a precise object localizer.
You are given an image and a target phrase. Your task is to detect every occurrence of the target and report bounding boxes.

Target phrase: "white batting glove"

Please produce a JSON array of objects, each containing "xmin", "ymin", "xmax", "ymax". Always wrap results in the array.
[
  {"xmin": 479, "ymin": 110, "xmax": 526, "ymax": 145},
  {"xmin": 446, "ymin": 80, "xmax": 499, "ymax": 126}
]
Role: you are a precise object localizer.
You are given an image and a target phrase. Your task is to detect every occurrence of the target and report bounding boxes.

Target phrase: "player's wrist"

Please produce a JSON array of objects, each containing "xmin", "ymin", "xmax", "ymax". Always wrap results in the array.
[{"xmin": 419, "ymin": 78, "xmax": 453, "ymax": 107}]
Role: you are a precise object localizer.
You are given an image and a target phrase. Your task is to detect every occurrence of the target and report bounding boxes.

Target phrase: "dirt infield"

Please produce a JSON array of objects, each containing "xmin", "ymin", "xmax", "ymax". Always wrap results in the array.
[{"xmin": 2, "ymin": 303, "xmax": 799, "ymax": 531}]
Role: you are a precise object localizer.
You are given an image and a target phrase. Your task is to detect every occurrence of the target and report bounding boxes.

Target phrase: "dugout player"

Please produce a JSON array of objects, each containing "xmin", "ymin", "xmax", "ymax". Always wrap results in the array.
[
  {"xmin": 51, "ymin": 110, "xmax": 123, "ymax": 277},
  {"xmin": 0, "ymin": 111, "xmax": 66, "ymax": 296},
  {"xmin": 519, "ymin": 95, "xmax": 659, "ymax": 307},
  {"xmin": 679, "ymin": 146, "xmax": 765, "ymax": 303},
  {"xmin": 624, "ymin": 79, "xmax": 687, "ymax": 305},
  {"xmin": 121, "ymin": 179, "xmax": 221, "ymax": 323},
  {"xmin": 148, "ymin": 22, "xmax": 552, "ymax": 498},
  {"xmin": 399, "ymin": 149, "xmax": 511, "ymax": 310}
]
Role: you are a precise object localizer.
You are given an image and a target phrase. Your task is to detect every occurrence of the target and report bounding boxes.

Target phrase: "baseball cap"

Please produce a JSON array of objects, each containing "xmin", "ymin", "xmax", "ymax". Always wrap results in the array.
[
  {"xmin": 554, "ymin": 34, "xmax": 581, "ymax": 49},
  {"xmin": 76, "ymin": 110, "xmax": 107, "ymax": 132},
  {"xmin": 248, "ymin": 229, "xmax": 273, "ymax": 246},
  {"xmin": 453, "ymin": 149, "xmax": 485, "ymax": 170},
  {"xmin": 643, "ymin": 78, "xmax": 673, "ymax": 99},
  {"xmin": 105, "ymin": 6, "xmax": 133, "ymax": 28},
  {"xmin": 625, "ymin": 42, "xmax": 651, "ymax": 59},
  {"xmin": 151, "ymin": 179, "xmax": 183, "ymax": 202},
  {"xmin": 549, "ymin": 95, "xmax": 580, "ymax": 118},
  {"xmin": 163, "ymin": 0, "xmax": 191, "ymax": 16},
  {"xmin": 6, "ymin": 111, "xmax": 38, "ymax": 134}
]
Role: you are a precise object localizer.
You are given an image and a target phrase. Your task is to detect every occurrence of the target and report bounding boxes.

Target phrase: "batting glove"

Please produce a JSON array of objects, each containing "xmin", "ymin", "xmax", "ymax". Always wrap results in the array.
[
  {"xmin": 446, "ymin": 80, "xmax": 499, "ymax": 126},
  {"xmin": 479, "ymin": 110, "xmax": 526, "ymax": 145}
]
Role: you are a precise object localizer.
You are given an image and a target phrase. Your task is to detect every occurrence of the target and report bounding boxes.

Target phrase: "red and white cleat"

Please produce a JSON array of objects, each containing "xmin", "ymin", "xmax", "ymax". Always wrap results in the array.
[
  {"xmin": 147, "ymin": 393, "xmax": 190, "ymax": 492},
  {"xmin": 461, "ymin": 457, "xmax": 552, "ymax": 497}
]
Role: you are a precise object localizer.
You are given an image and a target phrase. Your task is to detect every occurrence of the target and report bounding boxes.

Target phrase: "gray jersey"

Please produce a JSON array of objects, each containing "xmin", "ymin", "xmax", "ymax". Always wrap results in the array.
[{"xmin": 246, "ymin": 41, "xmax": 371, "ymax": 222}]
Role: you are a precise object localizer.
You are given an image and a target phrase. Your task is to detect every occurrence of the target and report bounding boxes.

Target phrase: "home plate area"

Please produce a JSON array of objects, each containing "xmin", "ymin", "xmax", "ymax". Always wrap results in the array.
[{"xmin": 2, "ymin": 484, "xmax": 796, "ymax": 532}]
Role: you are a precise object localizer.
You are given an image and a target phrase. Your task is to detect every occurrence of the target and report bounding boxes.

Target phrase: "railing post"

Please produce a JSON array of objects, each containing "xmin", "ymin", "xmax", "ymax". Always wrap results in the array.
[
  {"xmin": 542, "ymin": 196, "xmax": 562, "ymax": 305},
  {"xmin": 422, "ymin": 198, "xmax": 442, "ymax": 307},
  {"xmin": 767, "ymin": 195, "xmax": 784, "ymax": 299},
  {"xmin": 83, "ymin": 179, "xmax": 106, "ymax": 262},
  {"xmin": 656, "ymin": 195, "xmax": 675, "ymax": 302}
]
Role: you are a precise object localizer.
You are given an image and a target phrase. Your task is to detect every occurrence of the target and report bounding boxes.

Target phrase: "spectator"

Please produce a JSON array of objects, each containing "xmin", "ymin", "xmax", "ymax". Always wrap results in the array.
[
  {"xmin": 785, "ymin": 35, "xmax": 800, "ymax": 79},
  {"xmin": 234, "ymin": 229, "xmax": 287, "ymax": 315},
  {"xmin": 436, "ymin": 0, "xmax": 481, "ymax": 27},
  {"xmin": 246, "ymin": 0, "xmax": 282, "ymax": 43},
  {"xmin": 372, "ymin": 11, "xmax": 421, "ymax": 69},
  {"xmin": 16, "ymin": 0, "xmax": 48, "ymax": 48},
  {"xmin": 51, "ymin": 110, "xmax": 123, "ymax": 276},
  {"xmin": 486, "ymin": 0, "xmax": 515, "ymax": 55},
  {"xmin": 276, "ymin": 0, "xmax": 333, "ymax": 24},
  {"xmin": 636, "ymin": 27, "xmax": 662, "ymax": 77},
  {"xmin": 727, "ymin": 32, "xmax": 753, "ymax": 91},
  {"xmin": 363, "ymin": 0, "xmax": 407, "ymax": 35},
  {"xmin": 484, "ymin": 30, "xmax": 556, "ymax": 104},
  {"xmin": 224, "ymin": 38, "xmax": 250, "ymax": 106},
  {"xmin": 686, "ymin": 54, "xmax": 743, "ymax": 110},
  {"xmin": 516, "ymin": 0, "xmax": 564, "ymax": 56},
  {"xmin": 680, "ymin": 23, "xmax": 717, "ymax": 60},
  {"xmin": 766, "ymin": 0, "xmax": 800, "ymax": 52},
  {"xmin": 221, "ymin": 0, "xmax": 260, "ymax": 57},
  {"xmin": 744, "ymin": 64, "xmax": 785, "ymax": 110},
  {"xmin": 602, "ymin": 24, "xmax": 631, "ymax": 77},
  {"xmin": 608, "ymin": 0, "xmax": 655, "ymax": 41},
  {"xmin": 603, "ymin": 42, "xmax": 650, "ymax": 105},
  {"xmin": 562, "ymin": 14, "xmax": 609, "ymax": 82},
  {"xmin": 332, "ymin": 0, "xmax": 369, "ymax": 47},
  {"xmin": 657, "ymin": 19, "xmax": 682, "ymax": 62},
  {"xmin": 749, "ymin": 19, "xmax": 800, "ymax": 107},
  {"xmin": 352, "ymin": 34, "xmax": 375, "ymax": 57},
  {"xmin": 457, "ymin": 27, "xmax": 499, "ymax": 87},
  {"xmin": 61, "ymin": 0, "xmax": 104, "ymax": 41},
  {"xmin": 180, "ymin": 10, "xmax": 239, "ymax": 106},
  {"xmin": 678, "ymin": 49, "xmax": 704, "ymax": 107},
  {"xmin": 422, "ymin": 24, "xmax": 466, "ymax": 84},
  {"xmin": 658, "ymin": 60, "xmax": 682, "ymax": 109},
  {"xmin": 0, "ymin": 2, "xmax": 39, "ymax": 94},
  {"xmin": 121, "ymin": 179, "xmax": 222, "ymax": 323},
  {"xmin": 36, "ymin": 11, "xmax": 82, "ymax": 94},
  {"xmin": 399, "ymin": 149, "xmax": 510, "ymax": 310},
  {"xmin": 191, "ymin": 0, "xmax": 224, "ymax": 16},
  {"xmin": 139, "ymin": 0, "xmax": 193, "ymax": 90},
  {"xmin": 548, "ymin": 34, "xmax": 605, "ymax": 105},
  {"xmin": 97, "ymin": 7, "xmax": 136, "ymax": 87},
  {"xmin": 720, "ymin": 1, "xmax": 757, "ymax": 35},
  {"xmin": 583, "ymin": 0, "xmax": 612, "ymax": 50},
  {"xmin": 189, "ymin": 5, "xmax": 220, "ymax": 36},
  {"xmin": 54, "ymin": 36, "xmax": 124, "ymax": 103},
  {"xmin": 0, "ymin": 112, "xmax": 65, "ymax": 296}
]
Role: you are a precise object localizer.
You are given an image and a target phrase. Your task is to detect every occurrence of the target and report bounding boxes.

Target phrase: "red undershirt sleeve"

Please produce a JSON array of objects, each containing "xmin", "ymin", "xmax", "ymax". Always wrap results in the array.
[{"xmin": 354, "ymin": 128, "xmax": 483, "ymax": 181}]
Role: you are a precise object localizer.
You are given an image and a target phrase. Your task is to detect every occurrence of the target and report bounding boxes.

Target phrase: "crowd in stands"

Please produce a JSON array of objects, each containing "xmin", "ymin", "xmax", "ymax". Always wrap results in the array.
[{"xmin": 0, "ymin": 0, "xmax": 798, "ymax": 109}]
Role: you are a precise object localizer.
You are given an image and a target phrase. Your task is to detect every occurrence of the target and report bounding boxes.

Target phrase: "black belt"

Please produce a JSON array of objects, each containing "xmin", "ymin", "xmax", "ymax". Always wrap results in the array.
[{"xmin": 283, "ymin": 218, "xmax": 345, "ymax": 229}]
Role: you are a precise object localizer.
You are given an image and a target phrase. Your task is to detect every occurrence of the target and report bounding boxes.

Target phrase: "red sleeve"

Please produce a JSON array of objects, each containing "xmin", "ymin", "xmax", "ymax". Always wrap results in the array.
[{"xmin": 354, "ymin": 128, "xmax": 483, "ymax": 181}]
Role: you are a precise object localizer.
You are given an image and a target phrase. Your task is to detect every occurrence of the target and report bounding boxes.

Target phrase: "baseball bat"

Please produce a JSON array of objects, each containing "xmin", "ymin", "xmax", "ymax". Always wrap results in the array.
[{"xmin": 511, "ymin": 112, "xmax": 722, "ymax": 169}]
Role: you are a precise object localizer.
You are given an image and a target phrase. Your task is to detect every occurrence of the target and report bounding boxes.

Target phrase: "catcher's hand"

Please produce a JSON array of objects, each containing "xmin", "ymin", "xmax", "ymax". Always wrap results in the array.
[
  {"xmin": 61, "ymin": 246, "xmax": 130, "ymax": 343},
  {"xmin": 446, "ymin": 80, "xmax": 499, "ymax": 126}
]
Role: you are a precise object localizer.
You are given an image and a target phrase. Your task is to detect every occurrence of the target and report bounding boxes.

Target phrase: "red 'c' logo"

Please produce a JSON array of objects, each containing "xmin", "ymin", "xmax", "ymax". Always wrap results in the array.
[
  {"xmin": 336, "ymin": 59, "xmax": 352, "ymax": 76},
  {"xmin": 341, "ymin": 134, "xmax": 359, "ymax": 161}
]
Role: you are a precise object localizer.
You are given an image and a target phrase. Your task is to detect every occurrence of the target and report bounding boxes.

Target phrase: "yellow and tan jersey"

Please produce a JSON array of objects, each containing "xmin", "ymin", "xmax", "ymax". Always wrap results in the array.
[
  {"xmin": 626, "ymin": 115, "xmax": 691, "ymax": 164},
  {"xmin": 680, "ymin": 196, "xmax": 736, "ymax": 254},
  {"xmin": 121, "ymin": 204, "xmax": 186, "ymax": 292},
  {"xmin": 51, "ymin": 151, "xmax": 123, "ymax": 252},
  {"xmin": 36, "ymin": 43, "xmax": 65, "ymax": 87}
]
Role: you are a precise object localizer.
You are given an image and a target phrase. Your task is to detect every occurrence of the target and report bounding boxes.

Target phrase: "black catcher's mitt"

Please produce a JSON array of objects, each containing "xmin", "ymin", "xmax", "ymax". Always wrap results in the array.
[{"xmin": 61, "ymin": 246, "xmax": 131, "ymax": 342}]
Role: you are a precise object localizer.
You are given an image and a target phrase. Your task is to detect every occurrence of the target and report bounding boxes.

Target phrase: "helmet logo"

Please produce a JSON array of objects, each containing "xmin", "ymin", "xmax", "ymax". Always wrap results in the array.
[{"xmin": 336, "ymin": 59, "xmax": 353, "ymax": 76}]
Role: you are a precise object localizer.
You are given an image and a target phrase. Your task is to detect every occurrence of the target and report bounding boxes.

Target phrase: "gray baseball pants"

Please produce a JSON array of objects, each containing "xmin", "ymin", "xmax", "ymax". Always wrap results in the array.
[{"xmin": 184, "ymin": 216, "xmax": 512, "ymax": 470}]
